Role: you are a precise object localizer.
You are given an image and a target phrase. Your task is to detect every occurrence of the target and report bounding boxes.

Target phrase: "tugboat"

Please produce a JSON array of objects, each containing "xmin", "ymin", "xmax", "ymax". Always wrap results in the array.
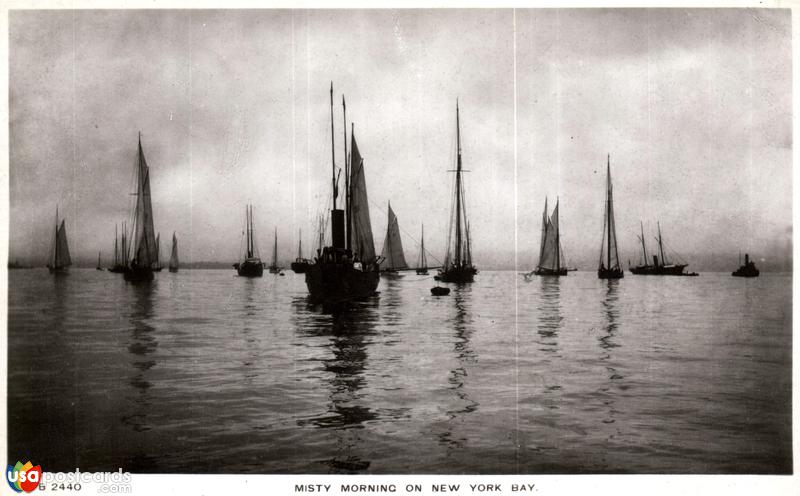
[
  {"xmin": 123, "ymin": 134, "xmax": 158, "ymax": 283},
  {"xmin": 234, "ymin": 205, "xmax": 264, "ymax": 277},
  {"xmin": 47, "ymin": 206, "xmax": 72, "ymax": 274},
  {"xmin": 598, "ymin": 155, "xmax": 623, "ymax": 279},
  {"xmin": 304, "ymin": 84, "xmax": 380, "ymax": 306},
  {"xmin": 290, "ymin": 229, "xmax": 310, "ymax": 274},
  {"xmin": 732, "ymin": 253, "xmax": 759, "ymax": 278},
  {"xmin": 437, "ymin": 101, "xmax": 478, "ymax": 283}
]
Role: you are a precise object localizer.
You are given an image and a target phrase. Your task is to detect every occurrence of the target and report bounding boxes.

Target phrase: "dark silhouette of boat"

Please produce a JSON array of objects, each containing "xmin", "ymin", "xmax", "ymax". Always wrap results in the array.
[
  {"xmin": 268, "ymin": 228, "xmax": 281, "ymax": 274},
  {"xmin": 96, "ymin": 251, "xmax": 104, "ymax": 271},
  {"xmin": 529, "ymin": 198, "xmax": 568, "ymax": 277},
  {"xmin": 732, "ymin": 253, "xmax": 759, "ymax": 277},
  {"xmin": 47, "ymin": 205, "xmax": 71, "ymax": 274},
  {"xmin": 379, "ymin": 201, "xmax": 408, "ymax": 277},
  {"xmin": 235, "ymin": 204, "xmax": 264, "ymax": 277},
  {"xmin": 598, "ymin": 155, "xmax": 623, "ymax": 279},
  {"xmin": 431, "ymin": 285, "xmax": 450, "ymax": 296},
  {"xmin": 416, "ymin": 224, "xmax": 428, "ymax": 275},
  {"xmin": 438, "ymin": 101, "xmax": 477, "ymax": 283},
  {"xmin": 168, "ymin": 232, "xmax": 179, "ymax": 272},
  {"xmin": 630, "ymin": 221, "xmax": 695, "ymax": 276},
  {"xmin": 305, "ymin": 84, "xmax": 380, "ymax": 306},
  {"xmin": 109, "ymin": 222, "xmax": 128, "ymax": 273},
  {"xmin": 291, "ymin": 229, "xmax": 310, "ymax": 273},
  {"xmin": 153, "ymin": 233, "xmax": 163, "ymax": 271},
  {"xmin": 123, "ymin": 134, "xmax": 158, "ymax": 282}
]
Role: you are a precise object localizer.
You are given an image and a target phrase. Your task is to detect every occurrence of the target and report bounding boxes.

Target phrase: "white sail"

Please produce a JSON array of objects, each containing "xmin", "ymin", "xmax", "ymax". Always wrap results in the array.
[
  {"xmin": 132, "ymin": 138, "xmax": 158, "ymax": 267},
  {"xmin": 55, "ymin": 219, "xmax": 72, "ymax": 268},
  {"xmin": 169, "ymin": 232, "xmax": 179, "ymax": 270},
  {"xmin": 349, "ymin": 134, "xmax": 376, "ymax": 263},
  {"xmin": 380, "ymin": 203, "xmax": 408, "ymax": 270},
  {"xmin": 599, "ymin": 159, "xmax": 621, "ymax": 271},
  {"xmin": 537, "ymin": 201, "xmax": 563, "ymax": 271}
]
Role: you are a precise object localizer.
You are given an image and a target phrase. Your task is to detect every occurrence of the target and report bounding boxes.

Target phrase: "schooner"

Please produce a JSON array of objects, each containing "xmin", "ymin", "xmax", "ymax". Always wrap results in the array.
[
  {"xmin": 235, "ymin": 205, "xmax": 264, "ymax": 277},
  {"xmin": 598, "ymin": 155, "xmax": 623, "ymax": 279},
  {"xmin": 123, "ymin": 134, "xmax": 159, "ymax": 282},
  {"xmin": 532, "ymin": 198, "xmax": 568, "ymax": 276}
]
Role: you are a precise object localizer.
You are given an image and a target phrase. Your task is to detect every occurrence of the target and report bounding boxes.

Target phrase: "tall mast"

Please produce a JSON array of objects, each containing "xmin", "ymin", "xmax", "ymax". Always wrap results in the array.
[
  {"xmin": 555, "ymin": 197, "xmax": 560, "ymax": 271},
  {"xmin": 298, "ymin": 229, "xmax": 302, "ymax": 259},
  {"xmin": 343, "ymin": 96, "xmax": 350, "ymax": 251},
  {"xmin": 640, "ymin": 221, "xmax": 648, "ymax": 266},
  {"xmin": 273, "ymin": 227, "xmax": 278, "ymax": 267},
  {"xmin": 114, "ymin": 224, "xmax": 118, "ymax": 265},
  {"xmin": 330, "ymin": 82, "xmax": 337, "ymax": 210},
  {"xmin": 53, "ymin": 205, "xmax": 59, "ymax": 266},
  {"xmin": 657, "ymin": 221, "xmax": 666, "ymax": 266},
  {"xmin": 454, "ymin": 100, "xmax": 462, "ymax": 267},
  {"xmin": 607, "ymin": 154, "xmax": 611, "ymax": 269},
  {"xmin": 247, "ymin": 206, "xmax": 253, "ymax": 258}
]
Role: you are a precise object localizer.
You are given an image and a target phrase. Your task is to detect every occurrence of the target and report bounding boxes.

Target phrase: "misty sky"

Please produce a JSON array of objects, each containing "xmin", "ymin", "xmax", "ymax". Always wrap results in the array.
[{"xmin": 9, "ymin": 9, "xmax": 792, "ymax": 270}]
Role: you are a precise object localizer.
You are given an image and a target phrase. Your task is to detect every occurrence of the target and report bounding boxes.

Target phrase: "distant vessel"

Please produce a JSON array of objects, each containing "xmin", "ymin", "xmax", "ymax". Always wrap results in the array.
[
  {"xmin": 47, "ymin": 206, "xmax": 71, "ymax": 274},
  {"xmin": 732, "ymin": 253, "xmax": 759, "ymax": 278},
  {"xmin": 379, "ymin": 202, "xmax": 407, "ymax": 275},
  {"xmin": 598, "ymin": 155, "xmax": 623, "ymax": 279},
  {"xmin": 630, "ymin": 222, "xmax": 695, "ymax": 276},
  {"xmin": 290, "ymin": 229, "xmax": 310, "ymax": 274},
  {"xmin": 153, "ymin": 233, "xmax": 163, "ymax": 272},
  {"xmin": 234, "ymin": 205, "xmax": 264, "ymax": 277},
  {"xmin": 532, "ymin": 198, "xmax": 568, "ymax": 277},
  {"xmin": 416, "ymin": 224, "xmax": 428, "ymax": 275},
  {"xmin": 123, "ymin": 134, "xmax": 159, "ymax": 282},
  {"xmin": 109, "ymin": 223, "xmax": 128, "ymax": 273},
  {"xmin": 96, "ymin": 251, "xmax": 104, "ymax": 271},
  {"xmin": 438, "ymin": 101, "xmax": 477, "ymax": 283},
  {"xmin": 304, "ymin": 84, "xmax": 380, "ymax": 305},
  {"xmin": 268, "ymin": 228, "xmax": 281, "ymax": 274},
  {"xmin": 168, "ymin": 232, "xmax": 179, "ymax": 273}
]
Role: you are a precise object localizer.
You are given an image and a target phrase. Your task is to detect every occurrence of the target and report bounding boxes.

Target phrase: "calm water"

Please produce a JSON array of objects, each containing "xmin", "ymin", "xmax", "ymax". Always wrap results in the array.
[{"xmin": 7, "ymin": 269, "xmax": 792, "ymax": 474}]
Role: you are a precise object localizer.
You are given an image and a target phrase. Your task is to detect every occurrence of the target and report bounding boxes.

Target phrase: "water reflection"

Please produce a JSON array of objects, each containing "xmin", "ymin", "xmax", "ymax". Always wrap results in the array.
[
  {"xmin": 598, "ymin": 280, "xmax": 623, "ymax": 427},
  {"xmin": 438, "ymin": 285, "xmax": 479, "ymax": 449},
  {"xmin": 122, "ymin": 284, "xmax": 157, "ymax": 434},
  {"xmin": 381, "ymin": 276, "xmax": 403, "ymax": 327},
  {"xmin": 537, "ymin": 277, "xmax": 562, "ymax": 356},
  {"xmin": 240, "ymin": 279, "xmax": 258, "ymax": 379},
  {"xmin": 294, "ymin": 299, "xmax": 380, "ymax": 473}
]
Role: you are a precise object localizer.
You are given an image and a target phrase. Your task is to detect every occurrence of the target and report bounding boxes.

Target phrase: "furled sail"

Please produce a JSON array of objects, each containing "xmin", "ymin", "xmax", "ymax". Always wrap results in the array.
[
  {"xmin": 349, "ymin": 133, "xmax": 375, "ymax": 263},
  {"xmin": 380, "ymin": 202, "xmax": 408, "ymax": 270},
  {"xmin": 169, "ymin": 232, "xmax": 179, "ymax": 270},
  {"xmin": 132, "ymin": 138, "xmax": 158, "ymax": 267}
]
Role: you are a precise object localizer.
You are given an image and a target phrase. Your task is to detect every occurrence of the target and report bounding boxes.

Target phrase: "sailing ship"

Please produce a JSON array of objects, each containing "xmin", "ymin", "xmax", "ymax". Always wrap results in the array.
[
  {"xmin": 168, "ymin": 232, "xmax": 179, "ymax": 273},
  {"xmin": 305, "ymin": 84, "xmax": 380, "ymax": 305},
  {"xmin": 532, "ymin": 198, "xmax": 568, "ymax": 276},
  {"xmin": 379, "ymin": 202, "xmax": 408, "ymax": 275},
  {"xmin": 109, "ymin": 223, "xmax": 128, "ymax": 273},
  {"xmin": 153, "ymin": 233, "xmax": 163, "ymax": 272},
  {"xmin": 630, "ymin": 222, "xmax": 695, "ymax": 275},
  {"xmin": 416, "ymin": 224, "xmax": 428, "ymax": 275},
  {"xmin": 123, "ymin": 134, "xmax": 159, "ymax": 282},
  {"xmin": 96, "ymin": 251, "xmax": 104, "ymax": 271},
  {"xmin": 291, "ymin": 229, "xmax": 310, "ymax": 273},
  {"xmin": 732, "ymin": 253, "xmax": 759, "ymax": 277},
  {"xmin": 438, "ymin": 101, "xmax": 478, "ymax": 283},
  {"xmin": 268, "ymin": 228, "xmax": 281, "ymax": 274},
  {"xmin": 234, "ymin": 205, "xmax": 264, "ymax": 277},
  {"xmin": 47, "ymin": 206, "xmax": 71, "ymax": 273},
  {"xmin": 598, "ymin": 155, "xmax": 623, "ymax": 279}
]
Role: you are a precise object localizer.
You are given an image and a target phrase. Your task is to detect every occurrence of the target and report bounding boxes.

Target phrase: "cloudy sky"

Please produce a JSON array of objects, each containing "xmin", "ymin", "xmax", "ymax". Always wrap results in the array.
[{"xmin": 9, "ymin": 8, "xmax": 792, "ymax": 270}]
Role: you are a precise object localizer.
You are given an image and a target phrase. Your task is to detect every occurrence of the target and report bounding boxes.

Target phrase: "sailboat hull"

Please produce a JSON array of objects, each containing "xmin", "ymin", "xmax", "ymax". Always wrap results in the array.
[
  {"xmin": 123, "ymin": 266, "xmax": 154, "ymax": 282},
  {"xmin": 630, "ymin": 264, "xmax": 688, "ymax": 276},
  {"xmin": 305, "ymin": 261, "xmax": 380, "ymax": 305},
  {"xmin": 291, "ymin": 260, "xmax": 310, "ymax": 273},
  {"xmin": 438, "ymin": 265, "xmax": 477, "ymax": 283},
  {"xmin": 169, "ymin": 266, "xmax": 179, "ymax": 273},
  {"xmin": 236, "ymin": 260, "xmax": 264, "ymax": 277},
  {"xmin": 533, "ymin": 267, "xmax": 568, "ymax": 277},
  {"xmin": 416, "ymin": 268, "xmax": 428, "ymax": 275},
  {"xmin": 598, "ymin": 267, "xmax": 624, "ymax": 279},
  {"xmin": 47, "ymin": 266, "xmax": 69, "ymax": 274}
]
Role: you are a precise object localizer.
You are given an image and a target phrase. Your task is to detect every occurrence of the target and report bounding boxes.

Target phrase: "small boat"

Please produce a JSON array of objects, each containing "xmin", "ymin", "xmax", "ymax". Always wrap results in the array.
[
  {"xmin": 598, "ymin": 155, "xmax": 624, "ymax": 279},
  {"xmin": 438, "ymin": 101, "xmax": 478, "ymax": 283},
  {"xmin": 732, "ymin": 253, "xmax": 759, "ymax": 277},
  {"xmin": 235, "ymin": 204, "xmax": 264, "ymax": 277},
  {"xmin": 290, "ymin": 229, "xmax": 310, "ymax": 273},
  {"xmin": 431, "ymin": 285, "xmax": 450, "ymax": 296},
  {"xmin": 532, "ymin": 198, "xmax": 568, "ymax": 276},
  {"xmin": 630, "ymin": 222, "xmax": 693, "ymax": 276},
  {"xmin": 168, "ymin": 232, "xmax": 179, "ymax": 272},
  {"xmin": 123, "ymin": 134, "xmax": 158, "ymax": 282},
  {"xmin": 47, "ymin": 206, "xmax": 72, "ymax": 274},
  {"xmin": 304, "ymin": 84, "xmax": 380, "ymax": 305},
  {"xmin": 268, "ymin": 227, "xmax": 281, "ymax": 274},
  {"xmin": 153, "ymin": 232, "xmax": 163, "ymax": 272},
  {"xmin": 379, "ymin": 201, "xmax": 408, "ymax": 276},
  {"xmin": 96, "ymin": 251, "xmax": 104, "ymax": 271},
  {"xmin": 416, "ymin": 224, "xmax": 429, "ymax": 275}
]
